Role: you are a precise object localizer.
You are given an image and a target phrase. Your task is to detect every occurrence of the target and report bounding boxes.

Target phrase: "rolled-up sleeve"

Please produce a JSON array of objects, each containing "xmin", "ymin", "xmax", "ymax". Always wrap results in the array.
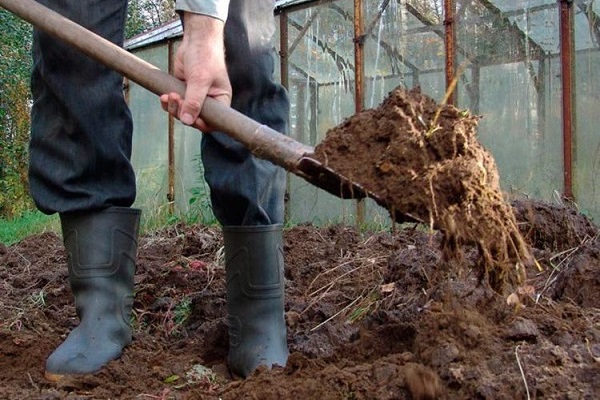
[{"xmin": 175, "ymin": 0, "xmax": 230, "ymax": 22}]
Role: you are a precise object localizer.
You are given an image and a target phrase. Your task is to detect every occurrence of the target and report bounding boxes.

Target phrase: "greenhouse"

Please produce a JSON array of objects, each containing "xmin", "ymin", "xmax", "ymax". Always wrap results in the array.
[{"xmin": 124, "ymin": 0, "xmax": 600, "ymax": 224}]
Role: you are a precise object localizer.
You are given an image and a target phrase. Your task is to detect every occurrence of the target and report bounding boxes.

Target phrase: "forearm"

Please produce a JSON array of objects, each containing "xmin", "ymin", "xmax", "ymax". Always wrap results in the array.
[{"xmin": 175, "ymin": 0, "xmax": 230, "ymax": 22}]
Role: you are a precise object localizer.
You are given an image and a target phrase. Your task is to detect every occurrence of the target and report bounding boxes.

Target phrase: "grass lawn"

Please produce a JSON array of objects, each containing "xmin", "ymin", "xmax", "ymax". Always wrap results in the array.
[{"xmin": 0, "ymin": 210, "xmax": 60, "ymax": 246}]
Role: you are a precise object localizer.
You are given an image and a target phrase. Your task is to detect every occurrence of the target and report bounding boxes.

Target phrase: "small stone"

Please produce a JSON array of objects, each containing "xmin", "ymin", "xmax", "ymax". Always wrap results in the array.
[
  {"xmin": 551, "ymin": 331, "xmax": 573, "ymax": 347},
  {"xmin": 430, "ymin": 343, "xmax": 460, "ymax": 367},
  {"xmin": 447, "ymin": 366, "xmax": 464, "ymax": 386},
  {"xmin": 506, "ymin": 318, "xmax": 539, "ymax": 342}
]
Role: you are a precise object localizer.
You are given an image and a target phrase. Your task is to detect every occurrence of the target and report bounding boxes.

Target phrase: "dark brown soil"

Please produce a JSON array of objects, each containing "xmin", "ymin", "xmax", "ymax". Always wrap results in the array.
[
  {"xmin": 1, "ymin": 198, "xmax": 599, "ymax": 399},
  {"xmin": 314, "ymin": 87, "xmax": 530, "ymax": 290}
]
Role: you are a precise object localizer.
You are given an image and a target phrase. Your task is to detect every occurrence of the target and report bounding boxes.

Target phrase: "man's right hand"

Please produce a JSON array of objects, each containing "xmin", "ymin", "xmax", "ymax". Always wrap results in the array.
[{"xmin": 159, "ymin": 12, "xmax": 232, "ymax": 132}]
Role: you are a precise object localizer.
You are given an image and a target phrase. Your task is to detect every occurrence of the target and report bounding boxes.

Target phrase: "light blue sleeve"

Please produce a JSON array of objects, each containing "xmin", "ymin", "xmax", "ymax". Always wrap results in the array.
[{"xmin": 175, "ymin": 0, "xmax": 230, "ymax": 22}]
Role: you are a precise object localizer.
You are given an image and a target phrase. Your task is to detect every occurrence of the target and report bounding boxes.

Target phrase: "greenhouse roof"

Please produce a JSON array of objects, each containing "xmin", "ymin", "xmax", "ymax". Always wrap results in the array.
[
  {"xmin": 275, "ymin": 0, "xmax": 311, "ymax": 9},
  {"xmin": 277, "ymin": 0, "xmax": 600, "ymax": 84},
  {"xmin": 125, "ymin": 19, "xmax": 182, "ymax": 50},
  {"xmin": 126, "ymin": 1, "xmax": 600, "ymax": 84},
  {"xmin": 491, "ymin": 0, "xmax": 600, "ymax": 53}
]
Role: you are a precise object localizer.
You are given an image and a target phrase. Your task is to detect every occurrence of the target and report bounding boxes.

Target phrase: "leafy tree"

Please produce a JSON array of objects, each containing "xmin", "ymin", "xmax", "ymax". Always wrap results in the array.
[
  {"xmin": 126, "ymin": 0, "xmax": 176, "ymax": 39},
  {"xmin": 0, "ymin": 2, "xmax": 175, "ymax": 218},
  {"xmin": 0, "ymin": 10, "xmax": 33, "ymax": 217}
]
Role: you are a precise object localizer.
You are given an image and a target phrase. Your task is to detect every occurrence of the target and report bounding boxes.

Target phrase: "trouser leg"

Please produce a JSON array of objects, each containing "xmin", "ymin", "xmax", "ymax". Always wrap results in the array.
[
  {"xmin": 29, "ymin": 0, "xmax": 135, "ymax": 214},
  {"xmin": 202, "ymin": 0, "xmax": 289, "ymax": 226}
]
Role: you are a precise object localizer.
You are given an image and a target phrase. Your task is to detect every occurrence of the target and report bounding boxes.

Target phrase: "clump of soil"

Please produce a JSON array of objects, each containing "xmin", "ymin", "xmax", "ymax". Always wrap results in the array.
[
  {"xmin": 314, "ymin": 86, "xmax": 530, "ymax": 290},
  {"xmin": 0, "ymin": 198, "xmax": 599, "ymax": 399}
]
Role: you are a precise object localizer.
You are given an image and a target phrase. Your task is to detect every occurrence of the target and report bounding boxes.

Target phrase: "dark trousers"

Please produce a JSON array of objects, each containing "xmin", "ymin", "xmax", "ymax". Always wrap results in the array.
[{"xmin": 30, "ymin": 0, "xmax": 289, "ymax": 226}]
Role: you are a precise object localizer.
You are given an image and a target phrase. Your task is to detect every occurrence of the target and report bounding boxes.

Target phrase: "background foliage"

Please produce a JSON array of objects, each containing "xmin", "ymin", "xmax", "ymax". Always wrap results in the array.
[
  {"xmin": 0, "ymin": 10, "xmax": 33, "ymax": 218},
  {"xmin": 0, "ymin": 1, "xmax": 175, "ymax": 219},
  {"xmin": 126, "ymin": 0, "xmax": 175, "ymax": 38}
]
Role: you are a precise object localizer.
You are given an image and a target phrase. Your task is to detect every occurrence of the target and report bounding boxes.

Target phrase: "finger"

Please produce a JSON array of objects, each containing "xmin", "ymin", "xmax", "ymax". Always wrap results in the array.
[
  {"xmin": 180, "ymin": 76, "xmax": 209, "ymax": 126},
  {"xmin": 160, "ymin": 93, "xmax": 182, "ymax": 116},
  {"xmin": 167, "ymin": 97, "xmax": 179, "ymax": 116},
  {"xmin": 192, "ymin": 118, "xmax": 211, "ymax": 133},
  {"xmin": 195, "ymin": 92, "xmax": 230, "ymax": 132},
  {"xmin": 211, "ymin": 90, "xmax": 232, "ymax": 107},
  {"xmin": 160, "ymin": 94, "xmax": 169, "ymax": 112}
]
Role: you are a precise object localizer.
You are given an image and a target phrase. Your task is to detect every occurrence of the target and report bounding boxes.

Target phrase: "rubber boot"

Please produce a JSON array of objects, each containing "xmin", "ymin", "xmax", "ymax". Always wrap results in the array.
[
  {"xmin": 223, "ymin": 224, "xmax": 289, "ymax": 377},
  {"xmin": 45, "ymin": 207, "xmax": 141, "ymax": 382}
]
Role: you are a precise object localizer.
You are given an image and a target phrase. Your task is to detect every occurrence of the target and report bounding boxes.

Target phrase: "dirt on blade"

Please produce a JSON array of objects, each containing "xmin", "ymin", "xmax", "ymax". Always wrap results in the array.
[{"xmin": 314, "ymin": 86, "xmax": 531, "ymax": 290}]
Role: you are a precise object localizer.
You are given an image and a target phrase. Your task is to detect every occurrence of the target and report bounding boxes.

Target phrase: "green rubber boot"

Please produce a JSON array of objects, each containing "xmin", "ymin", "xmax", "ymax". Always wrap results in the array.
[
  {"xmin": 223, "ymin": 224, "xmax": 289, "ymax": 378},
  {"xmin": 45, "ymin": 207, "xmax": 141, "ymax": 381}
]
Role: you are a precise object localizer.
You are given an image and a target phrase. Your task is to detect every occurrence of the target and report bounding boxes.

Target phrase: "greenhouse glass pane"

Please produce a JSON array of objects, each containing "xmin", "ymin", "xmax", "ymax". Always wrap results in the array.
[
  {"xmin": 493, "ymin": 0, "xmax": 553, "ymax": 12},
  {"xmin": 365, "ymin": 0, "xmax": 445, "ymax": 109},
  {"xmin": 451, "ymin": 1, "xmax": 558, "ymax": 65},
  {"xmin": 405, "ymin": 0, "xmax": 444, "ymax": 25},
  {"xmin": 508, "ymin": 6, "xmax": 560, "ymax": 54},
  {"xmin": 283, "ymin": 0, "xmax": 360, "ymax": 224},
  {"xmin": 130, "ymin": 45, "xmax": 169, "ymax": 216},
  {"xmin": 574, "ymin": 5, "xmax": 600, "ymax": 223},
  {"xmin": 287, "ymin": 3, "xmax": 356, "ymax": 85},
  {"xmin": 573, "ymin": 2, "xmax": 600, "ymax": 51},
  {"xmin": 455, "ymin": 0, "xmax": 563, "ymax": 202},
  {"xmin": 285, "ymin": 2, "xmax": 357, "ymax": 143}
]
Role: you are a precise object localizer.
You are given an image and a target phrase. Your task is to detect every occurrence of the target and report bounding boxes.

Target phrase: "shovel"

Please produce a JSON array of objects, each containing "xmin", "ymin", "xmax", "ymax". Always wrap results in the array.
[{"xmin": 0, "ymin": 0, "xmax": 418, "ymax": 224}]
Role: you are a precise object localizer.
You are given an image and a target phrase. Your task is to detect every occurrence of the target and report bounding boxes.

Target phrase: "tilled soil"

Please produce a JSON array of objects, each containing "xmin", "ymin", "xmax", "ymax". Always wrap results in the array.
[{"xmin": 1, "ymin": 198, "xmax": 599, "ymax": 399}]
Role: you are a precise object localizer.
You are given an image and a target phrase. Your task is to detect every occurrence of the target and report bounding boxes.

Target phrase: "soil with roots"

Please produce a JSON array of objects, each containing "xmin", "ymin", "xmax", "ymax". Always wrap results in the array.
[
  {"xmin": 0, "ymin": 198, "xmax": 599, "ymax": 399},
  {"xmin": 314, "ymin": 86, "xmax": 530, "ymax": 291}
]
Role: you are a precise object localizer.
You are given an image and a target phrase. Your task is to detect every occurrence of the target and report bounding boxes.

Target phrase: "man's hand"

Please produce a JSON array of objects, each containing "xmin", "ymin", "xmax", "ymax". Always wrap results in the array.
[{"xmin": 160, "ymin": 12, "xmax": 232, "ymax": 132}]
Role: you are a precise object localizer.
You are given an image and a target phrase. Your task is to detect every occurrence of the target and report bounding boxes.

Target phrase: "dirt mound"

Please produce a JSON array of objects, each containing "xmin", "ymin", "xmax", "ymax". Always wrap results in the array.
[
  {"xmin": 513, "ymin": 199, "xmax": 600, "ymax": 309},
  {"xmin": 314, "ymin": 87, "xmax": 530, "ymax": 290},
  {"xmin": 512, "ymin": 198, "xmax": 597, "ymax": 251},
  {"xmin": 1, "ymin": 198, "xmax": 599, "ymax": 399}
]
